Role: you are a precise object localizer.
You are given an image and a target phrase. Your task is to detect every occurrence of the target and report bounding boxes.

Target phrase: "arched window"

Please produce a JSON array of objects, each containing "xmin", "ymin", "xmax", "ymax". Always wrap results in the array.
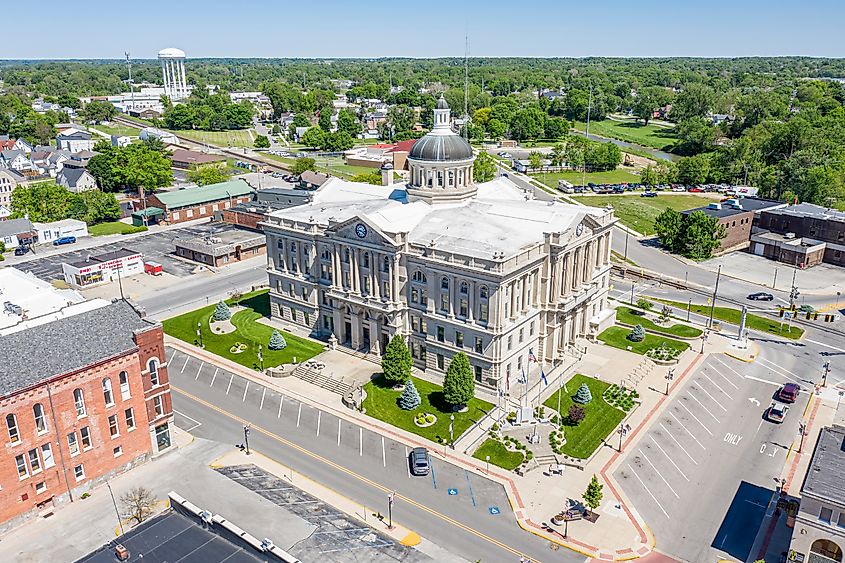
[
  {"xmin": 148, "ymin": 359, "xmax": 160, "ymax": 387},
  {"xmin": 479, "ymin": 286, "xmax": 489, "ymax": 299},
  {"xmin": 383, "ymin": 256, "xmax": 390, "ymax": 273},
  {"xmin": 441, "ymin": 277, "xmax": 449, "ymax": 290},
  {"xmin": 119, "ymin": 370, "xmax": 130, "ymax": 400},
  {"xmin": 811, "ymin": 539, "xmax": 843, "ymax": 562},
  {"xmin": 102, "ymin": 377, "xmax": 114, "ymax": 406},
  {"xmin": 73, "ymin": 389, "xmax": 86, "ymax": 417},
  {"xmin": 460, "ymin": 281, "xmax": 468, "ymax": 295},
  {"xmin": 33, "ymin": 403, "xmax": 47, "ymax": 434},
  {"xmin": 6, "ymin": 413, "xmax": 19, "ymax": 443},
  {"xmin": 412, "ymin": 271, "xmax": 427, "ymax": 284}
]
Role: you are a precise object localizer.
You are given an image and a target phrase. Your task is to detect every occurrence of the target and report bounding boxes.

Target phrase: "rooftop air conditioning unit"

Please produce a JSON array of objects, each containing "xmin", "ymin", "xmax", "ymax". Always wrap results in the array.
[{"xmin": 785, "ymin": 233, "xmax": 796, "ymax": 239}]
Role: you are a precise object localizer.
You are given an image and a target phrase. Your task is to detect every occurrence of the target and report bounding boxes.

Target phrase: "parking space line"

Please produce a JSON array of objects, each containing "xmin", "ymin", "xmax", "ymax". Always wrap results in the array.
[
  {"xmin": 694, "ymin": 382, "xmax": 728, "ymax": 412},
  {"xmin": 465, "ymin": 471, "xmax": 477, "ymax": 507},
  {"xmin": 337, "ymin": 420, "xmax": 341, "ymax": 446},
  {"xmin": 666, "ymin": 411, "xmax": 707, "ymax": 450},
  {"xmin": 181, "ymin": 356, "xmax": 189, "ymax": 373},
  {"xmin": 639, "ymin": 450, "xmax": 679, "ymax": 499},
  {"xmin": 297, "ymin": 403, "xmax": 302, "ymax": 427},
  {"xmin": 649, "ymin": 435, "xmax": 689, "ymax": 481},
  {"xmin": 210, "ymin": 368, "xmax": 218, "ymax": 387},
  {"xmin": 242, "ymin": 381, "xmax": 249, "ymax": 402},
  {"xmin": 226, "ymin": 375, "xmax": 233, "ymax": 395},
  {"xmin": 659, "ymin": 422, "xmax": 700, "ymax": 464},
  {"xmin": 359, "ymin": 428, "xmax": 363, "ymax": 456},
  {"xmin": 167, "ymin": 349, "xmax": 176, "ymax": 363},
  {"xmin": 278, "ymin": 396, "xmax": 284, "ymax": 418},
  {"xmin": 626, "ymin": 463, "xmax": 669, "ymax": 518},
  {"xmin": 405, "ymin": 447, "xmax": 410, "ymax": 478},
  {"xmin": 259, "ymin": 388, "xmax": 266, "ymax": 410},
  {"xmin": 431, "ymin": 463, "xmax": 437, "ymax": 489},
  {"xmin": 317, "ymin": 411, "xmax": 321, "ymax": 437},
  {"xmin": 195, "ymin": 362, "xmax": 204, "ymax": 380},
  {"xmin": 701, "ymin": 372, "xmax": 733, "ymax": 399},
  {"xmin": 174, "ymin": 409, "xmax": 202, "ymax": 432},
  {"xmin": 707, "ymin": 362, "xmax": 740, "ymax": 390},
  {"xmin": 381, "ymin": 437, "xmax": 386, "ymax": 467},
  {"xmin": 685, "ymin": 394, "xmax": 720, "ymax": 425},
  {"xmin": 714, "ymin": 356, "xmax": 748, "ymax": 385}
]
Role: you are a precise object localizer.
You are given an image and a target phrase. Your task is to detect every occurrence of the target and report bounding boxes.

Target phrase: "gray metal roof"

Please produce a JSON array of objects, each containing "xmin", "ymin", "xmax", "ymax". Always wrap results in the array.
[
  {"xmin": 408, "ymin": 132, "xmax": 473, "ymax": 162},
  {"xmin": 802, "ymin": 426, "xmax": 845, "ymax": 504},
  {"xmin": 765, "ymin": 202, "xmax": 845, "ymax": 222},
  {"xmin": 0, "ymin": 300, "xmax": 153, "ymax": 398},
  {"xmin": 0, "ymin": 217, "xmax": 33, "ymax": 237}
]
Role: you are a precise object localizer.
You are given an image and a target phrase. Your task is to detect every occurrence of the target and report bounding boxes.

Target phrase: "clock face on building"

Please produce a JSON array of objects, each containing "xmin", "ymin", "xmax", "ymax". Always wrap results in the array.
[
  {"xmin": 576, "ymin": 223, "xmax": 584, "ymax": 236},
  {"xmin": 355, "ymin": 223, "xmax": 368, "ymax": 238}
]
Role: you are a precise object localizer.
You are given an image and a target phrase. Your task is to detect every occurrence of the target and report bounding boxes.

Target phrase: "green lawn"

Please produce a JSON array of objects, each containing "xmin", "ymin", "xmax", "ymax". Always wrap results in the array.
[
  {"xmin": 472, "ymin": 439, "xmax": 524, "ymax": 470},
  {"xmin": 173, "ymin": 129, "xmax": 255, "ymax": 148},
  {"xmin": 570, "ymin": 193, "xmax": 713, "ymax": 235},
  {"xmin": 653, "ymin": 298, "xmax": 805, "ymax": 340},
  {"xmin": 88, "ymin": 222, "xmax": 148, "ymax": 237},
  {"xmin": 162, "ymin": 290, "xmax": 324, "ymax": 370},
  {"xmin": 532, "ymin": 169, "xmax": 641, "ymax": 188},
  {"xmin": 597, "ymin": 326, "xmax": 690, "ymax": 355},
  {"xmin": 363, "ymin": 375, "xmax": 494, "ymax": 444},
  {"xmin": 615, "ymin": 306, "xmax": 703, "ymax": 338},
  {"xmin": 91, "ymin": 122, "xmax": 141, "ymax": 137},
  {"xmin": 543, "ymin": 374, "xmax": 627, "ymax": 459},
  {"xmin": 573, "ymin": 118, "xmax": 680, "ymax": 151}
]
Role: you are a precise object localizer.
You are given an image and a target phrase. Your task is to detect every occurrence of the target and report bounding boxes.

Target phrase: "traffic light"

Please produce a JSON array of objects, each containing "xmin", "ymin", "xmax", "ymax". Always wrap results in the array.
[
  {"xmin": 825, "ymin": 314, "xmax": 834, "ymax": 322},
  {"xmin": 806, "ymin": 312, "xmax": 812, "ymax": 320},
  {"xmin": 779, "ymin": 308, "xmax": 786, "ymax": 317},
  {"xmin": 813, "ymin": 312, "xmax": 819, "ymax": 320}
]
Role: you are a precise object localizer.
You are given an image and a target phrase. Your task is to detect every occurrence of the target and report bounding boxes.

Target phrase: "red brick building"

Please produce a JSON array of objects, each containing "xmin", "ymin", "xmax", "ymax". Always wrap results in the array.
[
  {"xmin": 145, "ymin": 180, "xmax": 253, "ymax": 225},
  {"xmin": 0, "ymin": 300, "xmax": 174, "ymax": 532}
]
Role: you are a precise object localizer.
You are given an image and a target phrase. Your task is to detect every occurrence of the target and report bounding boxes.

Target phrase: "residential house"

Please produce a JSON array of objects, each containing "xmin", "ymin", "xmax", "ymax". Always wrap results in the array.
[
  {"xmin": 0, "ymin": 217, "xmax": 36, "ymax": 249},
  {"xmin": 0, "ymin": 138, "xmax": 15, "ymax": 151},
  {"xmin": 56, "ymin": 129, "xmax": 95, "ymax": 152},
  {"xmin": 128, "ymin": 107, "xmax": 162, "ymax": 120},
  {"xmin": 0, "ymin": 169, "xmax": 19, "ymax": 211},
  {"xmin": 13, "ymin": 139, "xmax": 33, "ymax": 154},
  {"xmin": 0, "ymin": 150, "xmax": 34, "ymax": 173},
  {"xmin": 169, "ymin": 149, "xmax": 227, "ymax": 170},
  {"xmin": 63, "ymin": 150, "xmax": 97, "ymax": 169},
  {"xmin": 298, "ymin": 170, "xmax": 330, "ymax": 190},
  {"xmin": 111, "ymin": 135, "xmax": 131, "ymax": 148},
  {"xmin": 56, "ymin": 168, "xmax": 97, "ymax": 193},
  {"xmin": 138, "ymin": 127, "xmax": 178, "ymax": 145},
  {"xmin": 33, "ymin": 219, "xmax": 89, "ymax": 244}
]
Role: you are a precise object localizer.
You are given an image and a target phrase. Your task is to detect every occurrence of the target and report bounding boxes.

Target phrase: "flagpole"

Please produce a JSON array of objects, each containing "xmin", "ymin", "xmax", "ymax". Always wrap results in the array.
[{"xmin": 557, "ymin": 368, "xmax": 563, "ymax": 423}]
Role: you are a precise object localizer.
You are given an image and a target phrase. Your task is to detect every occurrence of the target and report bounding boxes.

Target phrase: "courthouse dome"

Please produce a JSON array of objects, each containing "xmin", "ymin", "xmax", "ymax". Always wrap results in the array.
[{"xmin": 408, "ymin": 97, "xmax": 473, "ymax": 162}]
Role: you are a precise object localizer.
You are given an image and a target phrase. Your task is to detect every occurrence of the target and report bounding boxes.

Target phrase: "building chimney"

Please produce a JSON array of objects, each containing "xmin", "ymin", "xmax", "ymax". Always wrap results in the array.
[{"xmin": 381, "ymin": 163, "xmax": 394, "ymax": 187}]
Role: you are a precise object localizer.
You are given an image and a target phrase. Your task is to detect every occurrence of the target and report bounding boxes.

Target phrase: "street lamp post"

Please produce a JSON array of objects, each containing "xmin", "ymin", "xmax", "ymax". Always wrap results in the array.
[
  {"xmin": 258, "ymin": 344, "xmax": 264, "ymax": 372},
  {"xmin": 618, "ymin": 423, "xmax": 625, "ymax": 452},
  {"xmin": 106, "ymin": 482, "xmax": 125, "ymax": 536},
  {"xmin": 243, "ymin": 425, "xmax": 251, "ymax": 455},
  {"xmin": 823, "ymin": 361, "xmax": 830, "ymax": 388},
  {"xmin": 630, "ymin": 282, "xmax": 635, "ymax": 305},
  {"xmin": 665, "ymin": 369, "xmax": 675, "ymax": 396},
  {"xmin": 687, "ymin": 298, "xmax": 692, "ymax": 322},
  {"xmin": 798, "ymin": 422, "xmax": 807, "ymax": 454},
  {"xmin": 449, "ymin": 414, "xmax": 455, "ymax": 449},
  {"xmin": 485, "ymin": 455, "xmax": 490, "ymax": 474},
  {"xmin": 197, "ymin": 321, "xmax": 203, "ymax": 348},
  {"xmin": 387, "ymin": 492, "xmax": 395, "ymax": 530},
  {"xmin": 708, "ymin": 265, "xmax": 721, "ymax": 329}
]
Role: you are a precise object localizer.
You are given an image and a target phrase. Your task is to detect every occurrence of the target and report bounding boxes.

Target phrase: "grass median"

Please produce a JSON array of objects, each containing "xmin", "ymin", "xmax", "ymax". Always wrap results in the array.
[
  {"xmin": 162, "ymin": 290, "xmax": 324, "ymax": 370},
  {"xmin": 363, "ymin": 375, "xmax": 494, "ymax": 445},
  {"xmin": 615, "ymin": 306, "xmax": 702, "ymax": 338},
  {"xmin": 88, "ymin": 222, "xmax": 148, "ymax": 236},
  {"xmin": 597, "ymin": 325, "xmax": 690, "ymax": 355},
  {"xmin": 653, "ymin": 298, "xmax": 804, "ymax": 340}
]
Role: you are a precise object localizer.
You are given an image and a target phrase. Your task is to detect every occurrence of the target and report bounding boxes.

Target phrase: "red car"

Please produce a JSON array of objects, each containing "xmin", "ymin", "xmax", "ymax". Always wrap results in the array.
[
  {"xmin": 688, "ymin": 187, "xmax": 703, "ymax": 192},
  {"xmin": 778, "ymin": 383, "xmax": 800, "ymax": 404}
]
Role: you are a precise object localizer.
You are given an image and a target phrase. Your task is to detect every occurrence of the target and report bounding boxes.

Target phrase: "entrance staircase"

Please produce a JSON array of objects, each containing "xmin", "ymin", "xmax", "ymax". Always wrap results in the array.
[{"xmin": 292, "ymin": 364, "xmax": 354, "ymax": 396}]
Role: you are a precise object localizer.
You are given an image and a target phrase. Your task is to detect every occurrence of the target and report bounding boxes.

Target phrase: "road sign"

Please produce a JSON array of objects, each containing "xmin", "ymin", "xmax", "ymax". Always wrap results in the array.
[
  {"xmin": 488, "ymin": 506, "xmax": 501, "ymax": 515},
  {"xmin": 447, "ymin": 488, "xmax": 458, "ymax": 496},
  {"xmin": 783, "ymin": 311, "xmax": 793, "ymax": 320}
]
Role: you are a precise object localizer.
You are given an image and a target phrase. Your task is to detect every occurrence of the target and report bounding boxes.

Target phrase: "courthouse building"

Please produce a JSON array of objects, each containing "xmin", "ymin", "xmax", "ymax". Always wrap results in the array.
[{"xmin": 262, "ymin": 99, "xmax": 615, "ymax": 389}]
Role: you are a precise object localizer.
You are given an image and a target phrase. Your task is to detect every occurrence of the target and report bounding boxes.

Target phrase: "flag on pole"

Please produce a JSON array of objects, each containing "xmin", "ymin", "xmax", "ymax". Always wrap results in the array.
[
  {"xmin": 528, "ymin": 348, "xmax": 537, "ymax": 362},
  {"xmin": 448, "ymin": 421, "xmax": 453, "ymax": 435},
  {"xmin": 518, "ymin": 369, "xmax": 528, "ymax": 385},
  {"xmin": 540, "ymin": 370, "xmax": 548, "ymax": 387},
  {"xmin": 505, "ymin": 370, "xmax": 510, "ymax": 392}
]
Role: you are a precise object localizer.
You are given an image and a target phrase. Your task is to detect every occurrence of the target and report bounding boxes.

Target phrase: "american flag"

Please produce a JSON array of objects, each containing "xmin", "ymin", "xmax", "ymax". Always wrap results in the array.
[{"xmin": 528, "ymin": 348, "xmax": 537, "ymax": 362}]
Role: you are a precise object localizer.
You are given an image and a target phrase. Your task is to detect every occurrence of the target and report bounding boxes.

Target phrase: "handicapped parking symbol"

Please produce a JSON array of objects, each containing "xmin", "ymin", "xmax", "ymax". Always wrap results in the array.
[
  {"xmin": 447, "ymin": 488, "xmax": 458, "ymax": 496},
  {"xmin": 489, "ymin": 506, "xmax": 500, "ymax": 515}
]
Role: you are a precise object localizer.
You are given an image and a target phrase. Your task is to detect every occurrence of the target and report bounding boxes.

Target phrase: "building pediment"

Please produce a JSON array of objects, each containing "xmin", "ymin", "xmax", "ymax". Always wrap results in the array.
[{"xmin": 329, "ymin": 216, "xmax": 398, "ymax": 248}]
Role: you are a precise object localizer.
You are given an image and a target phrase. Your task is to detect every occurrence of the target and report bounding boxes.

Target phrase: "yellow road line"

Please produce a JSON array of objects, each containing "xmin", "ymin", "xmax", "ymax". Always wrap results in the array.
[{"xmin": 172, "ymin": 386, "xmax": 536, "ymax": 561}]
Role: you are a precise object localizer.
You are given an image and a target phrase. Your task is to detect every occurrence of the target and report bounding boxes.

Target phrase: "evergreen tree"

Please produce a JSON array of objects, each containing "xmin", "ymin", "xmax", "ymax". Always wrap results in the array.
[
  {"xmin": 398, "ymin": 379, "xmax": 421, "ymax": 410},
  {"xmin": 212, "ymin": 301, "xmax": 231, "ymax": 321},
  {"xmin": 268, "ymin": 330, "xmax": 287, "ymax": 350},
  {"xmin": 573, "ymin": 382, "xmax": 593, "ymax": 404},
  {"xmin": 628, "ymin": 324, "xmax": 646, "ymax": 342},
  {"xmin": 443, "ymin": 352, "xmax": 475, "ymax": 407},
  {"xmin": 381, "ymin": 334, "xmax": 412, "ymax": 385},
  {"xmin": 583, "ymin": 474, "xmax": 604, "ymax": 517}
]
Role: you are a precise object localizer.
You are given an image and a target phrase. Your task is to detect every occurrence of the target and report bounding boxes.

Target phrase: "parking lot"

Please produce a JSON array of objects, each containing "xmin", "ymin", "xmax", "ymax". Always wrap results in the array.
[
  {"xmin": 613, "ymin": 351, "xmax": 812, "ymax": 562},
  {"xmin": 17, "ymin": 223, "xmax": 250, "ymax": 282}
]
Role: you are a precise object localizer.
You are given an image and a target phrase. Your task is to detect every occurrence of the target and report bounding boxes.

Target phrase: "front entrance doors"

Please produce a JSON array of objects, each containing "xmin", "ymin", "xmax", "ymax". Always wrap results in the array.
[
  {"xmin": 344, "ymin": 321, "xmax": 352, "ymax": 345},
  {"xmin": 362, "ymin": 327, "xmax": 371, "ymax": 349}
]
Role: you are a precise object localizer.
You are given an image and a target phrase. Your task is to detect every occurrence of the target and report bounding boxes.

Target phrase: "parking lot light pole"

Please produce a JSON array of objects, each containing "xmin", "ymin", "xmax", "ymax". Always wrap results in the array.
[{"xmin": 243, "ymin": 425, "xmax": 251, "ymax": 455}]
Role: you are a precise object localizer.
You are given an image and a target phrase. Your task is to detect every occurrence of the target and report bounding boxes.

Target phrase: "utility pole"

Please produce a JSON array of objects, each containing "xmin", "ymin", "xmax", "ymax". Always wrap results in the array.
[
  {"xmin": 623, "ymin": 227, "xmax": 629, "ymax": 261},
  {"xmin": 581, "ymin": 83, "xmax": 593, "ymax": 189},
  {"xmin": 125, "ymin": 52, "xmax": 135, "ymax": 112},
  {"xmin": 618, "ymin": 422, "xmax": 625, "ymax": 452},
  {"xmin": 708, "ymin": 265, "xmax": 721, "ymax": 329},
  {"xmin": 687, "ymin": 298, "xmax": 692, "ymax": 322},
  {"xmin": 789, "ymin": 269, "xmax": 799, "ymax": 308},
  {"xmin": 107, "ymin": 482, "xmax": 125, "ymax": 536}
]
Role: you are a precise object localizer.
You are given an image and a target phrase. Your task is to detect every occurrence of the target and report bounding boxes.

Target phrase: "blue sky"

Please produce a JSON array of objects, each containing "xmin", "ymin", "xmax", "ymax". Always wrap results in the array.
[{"xmin": 5, "ymin": 0, "xmax": 843, "ymax": 59}]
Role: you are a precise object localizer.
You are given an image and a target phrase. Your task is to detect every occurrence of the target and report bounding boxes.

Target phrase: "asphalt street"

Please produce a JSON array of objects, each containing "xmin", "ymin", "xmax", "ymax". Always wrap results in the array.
[{"xmin": 166, "ymin": 346, "xmax": 581, "ymax": 563}]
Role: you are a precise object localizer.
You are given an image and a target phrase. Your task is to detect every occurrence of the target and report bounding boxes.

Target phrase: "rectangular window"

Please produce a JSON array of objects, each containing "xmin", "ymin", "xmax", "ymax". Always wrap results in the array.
[
  {"xmin": 475, "ymin": 337, "xmax": 483, "ymax": 354},
  {"xmin": 35, "ymin": 481, "xmax": 47, "ymax": 494},
  {"xmin": 7, "ymin": 414, "xmax": 19, "ymax": 443},
  {"xmin": 67, "ymin": 432, "xmax": 79, "ymax": 456},
  {"xmin": 820, "ymin": 507, "xmax": 833, "ymax": 524},
  {"xmin": 437, "ymin": 326, "xmax": 445, "ymax": 342},
  {"xmin": 519, "ymin": 328, "xmax": 524, "ymax": 343},
  {"xmin": 154, "ymin": 396, "xmax": 165, "ymax": 417},
  {"xmin": 28, "ymin": 448, "xmax": 41, "ymax": 474},
  {"xmin": 838, "ymin": 512, "xmax": 845, "ymax": 528},
  {"xmin": 459, "ymin": 299, "xmax": 468, "ymax": 317},
  {"xmin": 436, "ymin": 354, "xmax": 445, "ymax": 370},
  {"xmin": 288, "ymin": 284, "xmax": 295, "ymax": 297},
  {"xmin": 479, "ymin": 302, "xmax": 488, "ymax": 322},
  {"xmin": 41, "ymin": 443, "xmax": 55, "ymax": 469},
  {"xmin": 80, "ymin": 426, "xmax": 92, "ymax": 450},
  {"xmin": 474, "ymin": 366, "xmax": 483, "ymax": 382},
  {"xmin": 420, "ymin": 319, "xmax": 427, "ymax": 334},
  {"xmin": 517, "ymin": 356, "xmax": 523, "ymax": 371},
  {"xmin": 125, "ymin": 408, "xmax": 136, "ymax": 431},
  {"xmin": 506, "ymin": 364, "xmax": 512, "ymax": 378},
  {"xmin": 300, "ymin": 287, "xmax": 308, "ymax": 300},
  {"xmin": 530, "ymin": 321, "xmax": 535, "ymax": 336},
  {"xmin": 455, "ymin": 331, "xmax": 464, "ymax": 347},
  {"xmin": 440, "ymin": 293, "xmax": 448, "ymax": 312},
  {"xmin": 15, "ymin": 454, "xmax": 28, "ymax": 479},
  {"xmin": 119, "ymin": 371, "xmax": 131, "ymax": 400},
  {"xmin": 411, "ymin": 288, "xmax": 419, "ymax": 303},
  {"xmin": 507, "ymin": 335, "xmax": 513, "ymax": 351},
  {"xmin": 73, "ymin": 464, "xmax": 85, "ymax": 481},
  {"xmin": 411, "ymin": 316, "xmax": 419, "ymax": 332},
  {"xmin": 108, "ymin": 415, "xmax": 119, "ymax": 438},
  {"xmin": 113, "ymin": 446, "xmax": 123, "ymax": 457}
]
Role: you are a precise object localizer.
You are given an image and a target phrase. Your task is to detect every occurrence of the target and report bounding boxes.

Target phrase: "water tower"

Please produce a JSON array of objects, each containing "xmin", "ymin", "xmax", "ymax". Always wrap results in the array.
[{"xmin": 157, "ymin": 47, "xmax": 187, "ymax": 101}]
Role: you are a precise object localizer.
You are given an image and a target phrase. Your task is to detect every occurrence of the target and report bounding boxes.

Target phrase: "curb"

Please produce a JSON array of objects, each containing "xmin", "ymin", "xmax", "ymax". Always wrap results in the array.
[{"xmin": 723, "ymin": 342, "xmax": 760, "ymax": 363}]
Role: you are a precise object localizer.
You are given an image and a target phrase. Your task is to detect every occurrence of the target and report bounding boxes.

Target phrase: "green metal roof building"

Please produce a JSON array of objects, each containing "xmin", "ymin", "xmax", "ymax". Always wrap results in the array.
[{"xmin": 146, "ymin": 180, "xmax": 255, "ymax": 224}]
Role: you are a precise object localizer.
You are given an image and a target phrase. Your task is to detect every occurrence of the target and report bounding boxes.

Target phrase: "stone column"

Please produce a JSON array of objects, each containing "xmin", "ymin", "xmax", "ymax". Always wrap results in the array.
[
  {"xmin": 450, "ymin": 275, "xmax": 458, "ymax": 317},
  {"xmin": 392, "ymin": 255, "xmax": 400, "ymax": 303},
  {"xmin": 520, "ymin": 274, "xmax": 528, "ymax": 313},
  {"xmin": 468, "ymin": 281, "xmax": 475, "ymax": 321},
  {"xmin": 332, "ymin": 245, "xmax": 341, "ymax": 288}
]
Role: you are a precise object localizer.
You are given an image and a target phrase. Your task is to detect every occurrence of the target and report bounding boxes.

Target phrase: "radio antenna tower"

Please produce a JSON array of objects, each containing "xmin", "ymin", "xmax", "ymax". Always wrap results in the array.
[
  {"xmin": 125, "ymin": 52, "xmax": 135, "ymax": 111},
  {"xmin": 463, "ymin": 33, "xmax": 470, "ymax": 139}
]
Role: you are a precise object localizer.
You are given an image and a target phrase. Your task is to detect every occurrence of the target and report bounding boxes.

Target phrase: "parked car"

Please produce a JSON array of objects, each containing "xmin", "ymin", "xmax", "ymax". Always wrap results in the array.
[
  {"xmin": 409, "ymin": 447, "xmax": 430, "ymax": 476},
  {"xmin": 688, "ymin": 187, "xmax": 704, "ymax": 192},
  {"xmin": 641, "ymin": 191, "xmax": 657, "ymax": 198},
  {"xmin": 778, "ymin": 383, "xmax": 800, "ymax": 404},
  {"xmin": 14, "ymin": 245, "xmax": 30, "ymax": 256},
  {"xmin": 747, "ymin": 292, "xmax": 774, "ymax": 301},
  {"xmin": 52, "ymin": 236, "xmax": 76, "ymax": 246},
  {"xmin": 767, "ymin": 402, "xmax": 788, "ymax": 423}
]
